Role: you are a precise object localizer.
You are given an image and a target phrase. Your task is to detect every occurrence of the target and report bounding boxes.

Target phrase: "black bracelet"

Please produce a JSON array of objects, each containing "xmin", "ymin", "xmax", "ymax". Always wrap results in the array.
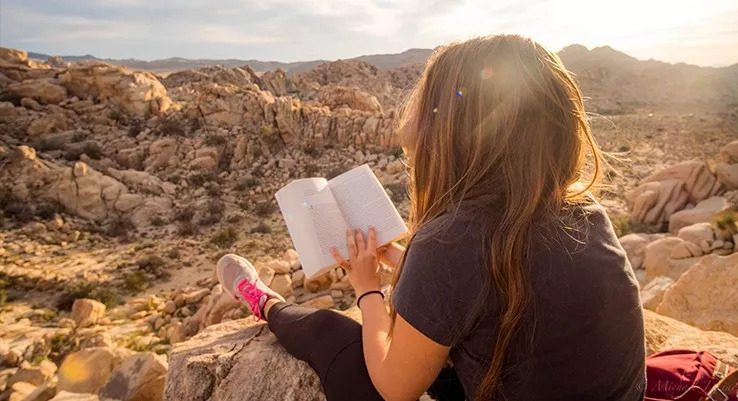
[{"xmin": 357, "ymin": 290, "xmax": 384, "ymax": 308}]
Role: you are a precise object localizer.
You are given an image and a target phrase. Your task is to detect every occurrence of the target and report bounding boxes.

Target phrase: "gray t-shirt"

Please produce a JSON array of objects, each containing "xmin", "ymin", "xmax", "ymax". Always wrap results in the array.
[{"xmin": 392, "ymin": 202, "xmax": 646, "ymax": 400}]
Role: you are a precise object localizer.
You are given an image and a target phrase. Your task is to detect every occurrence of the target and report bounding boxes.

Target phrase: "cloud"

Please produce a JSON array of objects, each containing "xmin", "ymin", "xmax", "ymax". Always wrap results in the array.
[
  {"xmin": 0, "ymin": 0, "xmax": 735, "ymax": 65},
  {"xmin": 194, "ymin": 25, "xmax": 282, "ymax": 46}
]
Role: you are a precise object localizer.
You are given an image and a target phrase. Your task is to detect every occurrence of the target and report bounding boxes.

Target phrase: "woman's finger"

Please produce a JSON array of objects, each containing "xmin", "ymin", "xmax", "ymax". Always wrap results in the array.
[
  {"xmin": 355, "ymin": 228, "xmax": 366, "ymax": 251},
  {"xmin": 367, "ymin": 226, "xmax": 377, "ymax": 254},
  {"xmin": 346, "ymin": 230, "xmax": 358, "ymax": 258},
  {"xmin": 330, "ymin": 247, "xmax": 350, "ymax": 270}
]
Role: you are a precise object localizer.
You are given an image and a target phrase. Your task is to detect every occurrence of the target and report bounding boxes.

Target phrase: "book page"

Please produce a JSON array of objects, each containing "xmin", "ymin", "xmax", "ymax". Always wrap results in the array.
[
  {"xmin": 275, "ymin": 178, "xmax": 348, "ymax": 277},
  {"xmin": 328, "ymin": 164, "xmax": 408, "ymax": 249}
]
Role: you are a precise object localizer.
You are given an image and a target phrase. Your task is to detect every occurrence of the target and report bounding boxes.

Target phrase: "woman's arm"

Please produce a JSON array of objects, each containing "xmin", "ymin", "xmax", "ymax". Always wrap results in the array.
[{"xmin": 331, "ymin": 228, "xmax": 449, "ymax": 401}]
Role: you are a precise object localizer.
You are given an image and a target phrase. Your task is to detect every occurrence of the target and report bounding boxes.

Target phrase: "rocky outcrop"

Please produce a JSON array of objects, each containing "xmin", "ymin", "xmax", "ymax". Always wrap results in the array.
[
  {"xmin": 0, "ymin": 146, "xmax": 172, "ymax": 226},
  {"xmin": 9, "ymin": 78, "xmax": 68, "ymax": 105},
  {"xmin": 164, "ymin": 308, "xmax": 363, "ymax": 401},
  {"xmin": 163, "ymin": 308, "xmax": 738, "ymax": 401},
  {"xmin": 317, "ymin": 85, "xmax": 383, "ymax": 113},
  {"xmin": 643, "ymin": 237, "xmax": 702, "ymax": 280},
  {"xmin": 645, "ymin": 310, "xmax": 738, "ymax": 365},
  {"xmin": 182, "ymin": 81, "xmax": 396, "ymax": 148},
  {"xmin": 58, "ymin": 61, "xmax": 171, "ymax": 117},
  {"xmin": 99, "ymin": 352, "xmax": 168, "ymax": 401},
  {"xmin": 626, "ymin": 161, "xmax": 723, "ymax": 229},
  {"xmin": 669, "ymin": 196, "xmax": 732, "ymax": 233},
  {"xmin": 656, "ymin": 253, "xmax": 738, "ymax": 336}
]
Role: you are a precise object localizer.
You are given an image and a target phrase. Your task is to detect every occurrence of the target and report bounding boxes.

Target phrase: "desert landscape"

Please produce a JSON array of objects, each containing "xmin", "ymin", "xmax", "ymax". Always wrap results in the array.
[{"xmin": 0, "ymin": 41, "xmax": 738, "ymax": 401}]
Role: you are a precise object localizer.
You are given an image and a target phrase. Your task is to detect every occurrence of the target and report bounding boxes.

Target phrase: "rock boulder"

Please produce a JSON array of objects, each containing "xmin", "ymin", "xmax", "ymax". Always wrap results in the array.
[
  {"xmin": 164, "ymin": 308, "xmax": 362, "ymax": 401},
  {"xmin": 656, "ymin": 253, "xmax": 738, "ymax": 336}
]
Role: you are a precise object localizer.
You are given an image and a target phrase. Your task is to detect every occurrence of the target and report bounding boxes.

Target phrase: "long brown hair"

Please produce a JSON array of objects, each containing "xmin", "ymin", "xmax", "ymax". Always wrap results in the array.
[{"xmin": 390, "ymin": 35, "xmax": 604, "ymax": 400}]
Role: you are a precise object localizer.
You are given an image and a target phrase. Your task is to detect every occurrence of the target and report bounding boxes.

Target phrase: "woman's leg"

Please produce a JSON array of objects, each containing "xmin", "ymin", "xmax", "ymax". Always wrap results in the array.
[{"xmin": 266, "ymin": 301, "xmax": 384, "ymax": 401}]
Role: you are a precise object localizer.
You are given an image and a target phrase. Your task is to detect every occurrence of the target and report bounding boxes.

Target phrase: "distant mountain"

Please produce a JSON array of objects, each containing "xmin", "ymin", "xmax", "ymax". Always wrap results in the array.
[
  {"xmin": 25, "ymin": 45, "xmax": 738, "ymax": 112},
  {"xmin": 25, "ymin": 49, "xmax": 433, "ymax": 75}
]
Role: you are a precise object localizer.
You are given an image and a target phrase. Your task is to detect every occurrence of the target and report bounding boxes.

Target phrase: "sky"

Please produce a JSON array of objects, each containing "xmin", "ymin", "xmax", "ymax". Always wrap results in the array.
[{"xmin": 1, "ymin": 0, "xmax": 737, "ymax": 66}]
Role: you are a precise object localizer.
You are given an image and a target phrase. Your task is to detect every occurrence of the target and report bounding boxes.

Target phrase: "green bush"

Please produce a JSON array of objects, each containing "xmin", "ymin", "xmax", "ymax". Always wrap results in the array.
[
  {"xmin": 123, "ymin": 271, "xmax": 148, "ymax": 293},
  {"xmin": 106, "ymin": 217, "xmax": 135, "ymax": 238},
  {"xmin": 254, "ymin": 201, "xmax": 275, "ymax": 217},
  {"xmin": 234, "ymin": 176, "xmax": 260, "ymax": 191},
  {"xmin": 189, "ymin": 172, "xmax": 218, "ymax": 188},
  {"xmin": 160, "ymin": 118, "xmax": 186, "ymax": 136},
  {"xmin": 714, "ymin": 211, "xmax": 737, "ymax": 234},
  {"xmin": 178, "ymin": 221, "xmax": 198, "ymax": 236},
  {"xmin": 251, "ymin": 220, "xmax": 272, "ymax": 234},
  {"xmin": 211, "ymin": 227, "xmax": 239, "ymax": 248},
  {"xmin": 57, "ymin": 282, "xmax": 121, "ymax": 310},
  {"xmin": 204, "ymin": 135, "xmax": 227, "ymax": 146},
  {"xmin": 174, "ymin": 207, "xmax": 195, "ymax": 222}
]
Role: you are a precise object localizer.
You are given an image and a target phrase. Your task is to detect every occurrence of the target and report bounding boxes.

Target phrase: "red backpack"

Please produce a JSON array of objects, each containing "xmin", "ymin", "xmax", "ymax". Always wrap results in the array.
[{"xmin": 646, "ymin": 349, "xmax": 738, "ymax": 401}]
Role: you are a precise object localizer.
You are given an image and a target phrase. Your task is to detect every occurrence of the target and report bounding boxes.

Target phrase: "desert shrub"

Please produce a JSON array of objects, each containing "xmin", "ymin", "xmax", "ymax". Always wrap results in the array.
[
  {"xmin": 714, "ymin": 211, "xmax": 738, "ymax": 235},
  {"xmin": 326, "ymin": 167, "xmax": 344, "ymax": 180},
  {"xmin": 204, "ymin": 135, "xmax": 227, "ymax": 146},
  {"xmin": 167, "ymin": 173, "xmax": 182, "ymax": 184},
  {"xmin": 188, "ymin": 172, "xmax": 218, "ymax": 187},
  {"xmin": 211, "ymin": 227, "xmax": 239, "ymax": 248},
  {"xmin": 123, "ymin": 271, "xmax": 148, "ymax": 293},
  {"xmin": 56, "ymin": 282, "xmax": 121, "ymax": 310},
  {"xmin": 205, "ymin": 182, "xmax": 222, "ymax": 197},
  {"xmin": 610, "ymin": 214, "xmax": 652, "ymax": 237},
  {"xmin": 160, "ymin": 118, "xmax": 186, "ymax": 136},
  {"xmin": 303, "ymin": 146, "xmax": 321, "ymax": 157},
  {"xmin": 226, "ymin": 214, "xmax": 243, "ymax": 223},
  {"xmin": 108, "ymin": 109, "xmax": 125, "ymax": 122},
  {"xmin": 36, "ymin": 201, "xmax": 64, "ymax": 220},
  {"xmin": 166, "ymin": 248, "xmax": 181, "ymax": 259},
  {"xmin": 64, "ymin": 141, "xmax": 103, "ymax": 161},
  {"xmin": 0, "ymin": 280, "xmax": 7, "ymax": 308},
  {"xmin": 106, "ymin": 216, "xmax": 135, "ymax": 237},
  {"xmin": 189, "ymin": 116, "xmax": 203, "ymax": 132},
  {"xmin": 254, "ymin": 201, "xmax": 275, "ymax": 217},
  {"xmin": 174, "ymin": 207, "xmax": 195, "ymax": 222},
  {"xmin": 251, "ymin": 220, "xmax": 272, "ymax": 234},
  {"xmin": 128, "ymin": 120, "xmax": 144, "ymax": 138},
  {"xmin": 178, "ymin": 221, "xmax": 198, "ymax": 236},
  {"xmin": 218, "ymin": 146, "xmax": 233, "ymax": 171},
  {"xmin": 234, "ymin": 176, "xmax": 260, "ymax": 191},
  {"xmin": 304, "ymin": 163, "xmax": 321, "ymax": 177},
  {"xmin": 136, "ymin": 255, "xmax": 170, "ymax": 280},
  {"xmin": 200, "ymin": 199, "xmax": 225, "ymax": 225},
  {"xmin": 259, "ymin": 122, "xmax": 274, "ymax": 136},
  {"xmin": 0, "ymin": 190, "xmax": 34, "ymax": 223},
  {"xmin": 136, "ymin": 255, "xmax": 166, "ymax": 271}
]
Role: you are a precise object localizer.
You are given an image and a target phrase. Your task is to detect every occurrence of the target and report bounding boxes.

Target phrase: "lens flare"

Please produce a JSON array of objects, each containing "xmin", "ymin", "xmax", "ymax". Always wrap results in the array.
[{"xmin": 481, "ymin": 67, "xmax": 494, "ymax": 80}]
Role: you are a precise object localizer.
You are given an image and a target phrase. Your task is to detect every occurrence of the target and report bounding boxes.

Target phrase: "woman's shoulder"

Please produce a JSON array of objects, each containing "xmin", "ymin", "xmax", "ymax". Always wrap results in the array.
[{"xmin": 412, "ymin": 206, "xmax": 484, "ymax": 247}]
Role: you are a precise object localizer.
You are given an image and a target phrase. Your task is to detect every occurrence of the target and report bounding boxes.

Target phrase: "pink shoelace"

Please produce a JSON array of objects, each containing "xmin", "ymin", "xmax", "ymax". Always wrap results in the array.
[{"xmin": 236, "ymin": 279, "xmax": 266, "ymax": 320}]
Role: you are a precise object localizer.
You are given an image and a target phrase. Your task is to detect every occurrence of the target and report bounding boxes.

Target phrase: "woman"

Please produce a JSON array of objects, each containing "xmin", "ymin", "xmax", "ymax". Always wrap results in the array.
[{"xmin": 216, "ymin": 34, "xmax": 646, "ymax": 400}]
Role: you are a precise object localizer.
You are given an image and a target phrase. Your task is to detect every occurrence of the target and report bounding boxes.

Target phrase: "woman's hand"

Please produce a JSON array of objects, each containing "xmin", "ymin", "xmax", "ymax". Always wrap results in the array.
[
  {"xmin": 330, "ymin": 227, "xmax": 381, "ymax": 295},
  {"xmin": 378, "ymin": 242, "xmax": 406, "ymax": 270}
]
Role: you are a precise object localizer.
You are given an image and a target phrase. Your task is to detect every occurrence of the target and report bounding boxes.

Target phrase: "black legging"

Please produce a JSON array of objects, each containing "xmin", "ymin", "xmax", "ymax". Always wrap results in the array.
[{"xmin": 267, "ymin": 302, "xmax": 466, "ymax": 401}]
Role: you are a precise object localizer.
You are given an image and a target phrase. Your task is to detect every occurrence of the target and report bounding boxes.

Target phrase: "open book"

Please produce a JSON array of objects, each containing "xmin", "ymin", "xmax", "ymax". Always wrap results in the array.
[{"xmin": 275, "ymin": 164, "xmax": 408, "ymax": 277}]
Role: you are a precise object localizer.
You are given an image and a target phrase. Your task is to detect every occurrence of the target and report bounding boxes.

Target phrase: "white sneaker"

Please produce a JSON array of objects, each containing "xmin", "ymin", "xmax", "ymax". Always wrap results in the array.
[{"xmin": 216, "ymin": 254, "xmax": 284, "ymax": 320}]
